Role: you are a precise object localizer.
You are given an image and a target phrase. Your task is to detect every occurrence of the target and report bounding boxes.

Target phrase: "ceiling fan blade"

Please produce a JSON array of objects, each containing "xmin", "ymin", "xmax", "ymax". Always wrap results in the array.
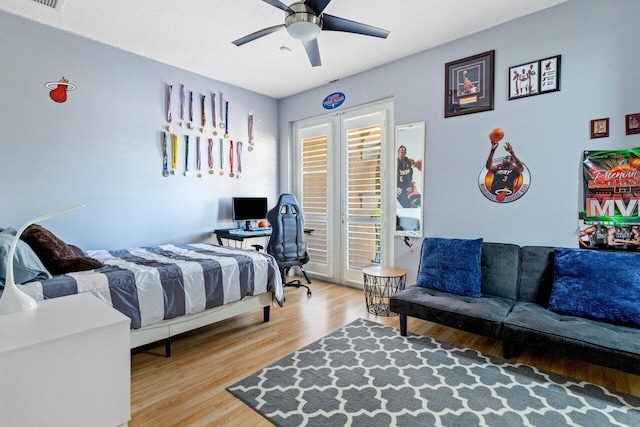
[
  {"xmin": 232, "ymin": 24, "xmax": 286, "ymax": 46},
  {"xmin": 262, "ymin": 0, "xmax": 293, "ymax": 13},
  {"xmin": 302, "ymin": 39, "xmax": 321, "ymax": 67},
  {"xmin": 322, "ymin": 14, "xmax": 390, "ymax": 39},
  {"xmin": 305, "ymin": 0, "xmax": 332, "ymax": 15}
]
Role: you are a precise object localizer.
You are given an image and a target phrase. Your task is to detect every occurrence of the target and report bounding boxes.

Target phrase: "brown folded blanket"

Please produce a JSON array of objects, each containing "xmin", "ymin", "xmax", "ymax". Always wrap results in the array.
[{"xmin": 20, "ymin": 224, "xmax": 103, "ymax": 276}]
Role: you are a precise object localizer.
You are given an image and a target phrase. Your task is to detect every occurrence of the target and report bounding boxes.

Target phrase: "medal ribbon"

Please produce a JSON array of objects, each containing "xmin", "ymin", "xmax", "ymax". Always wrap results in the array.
[
  {"xmin": 229, "ymin": 140, "xmax": 234, "ymax": 176},
  {"xmin": 196, "ymin": 137, "xmax": 201, "ymax": 172},
  {"xmin": 185, "ymin": 135, "xmax": 189, "ymax": 172},
  {"xmin": 220, "ymin": 93, "xmax": 224, "ymax": 124},
  {"xmin": 162, "ymin": 132, "xmax": 168, "ymax": 174},
  {"xmin": 189, "ymin": 91, "xmax": 193, "ymax": 123},
  {"xmin": 167, "ymin": 86, "xmax": 172, "ymax": 122},
  {"xmin": 207, "ymin": 138, "xmax": 214, "ymax": 170},
  {"xmin": 172, "ymin": 134, "xmax": 178, "ymax": 171},
  {"xmin": 201, "ymin": 95, "xmax": 206, "ymax": 127},
  {"xmin": 248, "ymin": 113, "xmax": 254, "ymax": 143},
  {"xmin": 219, "ymin": 138, "xmax": 224, "ymax": 170},
  {"xmin": 237, "ymin": 141, "xmax": 243, "ymax": 175},
  {"xmin": 180, "ymin": 84, "xmax": 185, "ymax": 122},
  {"xmin": 211, "ymin": 93, "xmax": 217, "ymax": 127},
  {"xmin": 225, "ymin": 101, "xmax": 229, "ymax": 136}
]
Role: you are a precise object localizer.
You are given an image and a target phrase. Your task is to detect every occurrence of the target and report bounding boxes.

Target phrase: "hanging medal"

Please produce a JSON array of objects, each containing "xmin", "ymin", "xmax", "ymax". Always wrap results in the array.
[
  {"xmin": 224, "ymin": 101, "xmax": 230, "ymax": 139},
  {"xmin": 211, "ymin": 92, "xmax": 218, "ymax": 136},
  {"xmin": 207, "ymin": 138, "xmax": 214, "ymax": 175},
  {"xmin": 171, "ymin": 133, "xmax": 178, "ymax": 175},
  {"xmin": 219, "ymin": 138, "xmax": 225, "ymax": 176},
  {"xmin": 166, "ymin": 85, "xmax": 173, "ymax": 132},
  {"xmin": 184, "ymin": 135, "xmax": 190, "ymax": 176},
  {"xmin": 196, "ymin": 137, "xmax": 203, "ymax": 178},
  {"xmin": 219, "ymin": 92, "xmax": 225, "ymax": 131},
  {"xmin": 247, "ymin": 112, "xmax": 254, "ymax": 152},
  {"xmin": 179, "ymin": 84, "xmax": 186, "ymax": 127},
  {"xmin": 200, "ymin": 95, "xmax": 207, "ymax": 133},
  {"xmin": 229, "ymin": 140, "xmax": 234, "ymax": 178},
  {"xmin": 236, "ymin": 141, "xmax": 243, "ymax": 179},
  {"xmin": 188, "ymin": 91, "xmax": 194, "ymax": 129},
  {"xmin": 162, "ymin": 132, "xmax": 169, "ymax": 177}
]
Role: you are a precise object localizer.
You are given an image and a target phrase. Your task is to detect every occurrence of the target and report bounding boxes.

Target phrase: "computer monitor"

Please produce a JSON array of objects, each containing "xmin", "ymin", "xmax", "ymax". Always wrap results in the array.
[{"xmin": 232, "ymin": 197, "xmax": 268, "ymax": 230}]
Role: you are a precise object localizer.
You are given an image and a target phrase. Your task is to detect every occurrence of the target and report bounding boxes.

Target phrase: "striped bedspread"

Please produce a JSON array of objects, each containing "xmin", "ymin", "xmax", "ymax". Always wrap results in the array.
[{"xmin": 13, "ymin": 243, "xmax": 284, "ymax": 329}]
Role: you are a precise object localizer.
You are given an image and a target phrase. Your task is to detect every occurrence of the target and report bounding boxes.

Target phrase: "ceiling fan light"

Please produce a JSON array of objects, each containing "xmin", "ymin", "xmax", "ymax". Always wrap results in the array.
[{"xmin": 286, "ymin": 21, "xmax": 320, "ymax": 41}]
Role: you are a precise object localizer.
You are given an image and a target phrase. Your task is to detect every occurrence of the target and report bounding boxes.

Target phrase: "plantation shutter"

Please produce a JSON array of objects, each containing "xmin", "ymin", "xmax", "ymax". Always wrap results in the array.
[
  {"xmin": 345, "ymin": 124, "xmax": 382, "ymax": 269},
  {"xmin": 301, "ymin": 133, "xmax": 329, "ymax": 269}
]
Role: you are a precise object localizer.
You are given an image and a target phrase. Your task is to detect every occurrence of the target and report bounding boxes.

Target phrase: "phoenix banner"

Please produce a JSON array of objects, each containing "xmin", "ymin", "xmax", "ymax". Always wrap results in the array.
[{"xmin": 581, "ymin": 148, "xmax": 640, "ymax": 251}]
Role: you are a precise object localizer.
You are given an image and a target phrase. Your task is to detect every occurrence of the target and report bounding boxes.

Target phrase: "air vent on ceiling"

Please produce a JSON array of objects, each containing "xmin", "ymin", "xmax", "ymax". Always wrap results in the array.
[{"xmin": 31, "ymin": 0, "xmax": 65, "ymax": 11}]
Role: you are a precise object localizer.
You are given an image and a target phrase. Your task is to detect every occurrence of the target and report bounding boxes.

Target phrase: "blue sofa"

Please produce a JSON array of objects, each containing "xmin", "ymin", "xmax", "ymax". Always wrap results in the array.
[{"xmin": 389, "ymin": 241, "xmax": 640, "ymax": 375}]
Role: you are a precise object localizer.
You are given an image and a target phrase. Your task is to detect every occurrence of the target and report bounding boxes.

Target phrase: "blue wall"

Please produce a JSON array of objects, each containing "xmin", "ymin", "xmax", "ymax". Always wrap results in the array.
[
  {"xmin": 0, "ymin": 12, "xmax": 279, "ymax": 250},
  {"xmin": 277, "ymin": 0, "xmax": 640, "ymax": 284}
]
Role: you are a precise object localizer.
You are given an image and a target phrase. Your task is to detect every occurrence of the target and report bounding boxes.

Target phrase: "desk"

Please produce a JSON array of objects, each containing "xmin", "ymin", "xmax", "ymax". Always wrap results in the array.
[
  {"xmin": 214, "ymin": 228, "xmax": 314, "ymax": 247},
  {"xmin": 214, "ymin": 228, "xmax": 272, "ymax": 246}
]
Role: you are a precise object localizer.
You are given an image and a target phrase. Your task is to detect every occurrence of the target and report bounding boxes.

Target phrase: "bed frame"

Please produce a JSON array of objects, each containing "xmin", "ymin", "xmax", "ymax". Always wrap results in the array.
[{"xmin": 130, "ymin": 292, "xmax": 273, "ymax": 357}]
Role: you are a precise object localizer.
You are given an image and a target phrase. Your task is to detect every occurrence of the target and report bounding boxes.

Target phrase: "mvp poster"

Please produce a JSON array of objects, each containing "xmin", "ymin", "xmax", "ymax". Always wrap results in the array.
[{"xmin": 580, "ymin": 148, "xmax": 640, "ymax": 251}]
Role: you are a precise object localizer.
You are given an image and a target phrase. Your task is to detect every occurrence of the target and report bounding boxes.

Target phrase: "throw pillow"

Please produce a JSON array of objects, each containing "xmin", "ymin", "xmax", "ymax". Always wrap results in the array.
[
  {"xmin": 0, "ymin": 229, "xmax": 51, "ymax": 285},
  {"xmin": 20, "ymin": 224, "xmax": 103, "ymax": 276},
  {"xmin": 548, "ymin": 248, "xmax": 640, "ymax": 328},
  {"xmin": 416, "ymin": 237, "xmax": 483, "ymax": 297}
]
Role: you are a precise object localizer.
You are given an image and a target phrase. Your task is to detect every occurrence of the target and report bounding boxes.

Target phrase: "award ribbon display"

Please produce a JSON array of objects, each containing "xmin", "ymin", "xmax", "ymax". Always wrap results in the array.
[
  {"xmin": 229, "ymin": 140, "xmax": 234, "ymax": 178},
  {"xmin": 211, "ymin": 92, "xmax": 218, "ymax": 136},
  {"xmin": 200, "ymin": 95, "xmax": 206, "ymax": 133},
  {"xmin": 188, "ymin": 91, "xmax": 194, "ymax": 129},
  {"xmin": 196, "ymin": 136, "xmax": 202, "ymax": 178},
  {"xmin": 219, "ymin": 138, "xmax": 225, "ymax": 176}
]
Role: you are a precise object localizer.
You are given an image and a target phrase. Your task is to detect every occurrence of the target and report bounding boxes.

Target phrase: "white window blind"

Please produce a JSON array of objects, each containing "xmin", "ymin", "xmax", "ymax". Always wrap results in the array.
[{"xmin": 301, "ymin": 134, "xmax": 329, "ymax": 266}]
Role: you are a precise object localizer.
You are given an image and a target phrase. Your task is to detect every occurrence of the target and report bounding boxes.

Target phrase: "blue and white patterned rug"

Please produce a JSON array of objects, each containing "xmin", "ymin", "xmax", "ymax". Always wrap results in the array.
[{"xmin": 227, "ymin": 318, "xmax": 640, "ymax": 426}]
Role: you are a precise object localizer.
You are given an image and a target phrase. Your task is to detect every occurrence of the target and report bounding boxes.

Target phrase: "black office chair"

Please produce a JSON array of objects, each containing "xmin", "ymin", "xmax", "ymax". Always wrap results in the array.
[{"xmin": 266, "ymin": 193, "xmax": 312, "ymax": 295}]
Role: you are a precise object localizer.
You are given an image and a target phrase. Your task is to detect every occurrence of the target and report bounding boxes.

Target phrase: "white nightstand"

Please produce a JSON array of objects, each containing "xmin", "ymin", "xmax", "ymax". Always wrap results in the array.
[{"xmin": 0, "ymin": 293, "xmax": 131, "ymax": 427}]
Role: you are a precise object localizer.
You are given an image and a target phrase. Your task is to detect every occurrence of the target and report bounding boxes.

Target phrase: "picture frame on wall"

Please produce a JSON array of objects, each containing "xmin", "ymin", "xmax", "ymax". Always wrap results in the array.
[
  {"xmin": 445, "ymin": 50, "xmax": 494, "ymax": 118},
  {"xmin": 591, "ymin": 118, "xmax": 609, "ymax": 139},
  {"xmin": 626, "ymin": 113, "xmax": 640, "ymax": 135},
  {"xmin": 508, "ymin": 60, "xmax": 540, "ymax": 100},
  {"xmin": 539, "ymin": 55, "xmax": 561, "ymax": 93}
]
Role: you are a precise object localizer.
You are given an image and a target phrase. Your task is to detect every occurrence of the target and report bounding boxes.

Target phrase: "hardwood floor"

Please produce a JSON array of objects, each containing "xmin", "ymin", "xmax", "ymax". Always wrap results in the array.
[{"xmin": 130, "ymin": 280, "xmax": 640, "ymax": 426}]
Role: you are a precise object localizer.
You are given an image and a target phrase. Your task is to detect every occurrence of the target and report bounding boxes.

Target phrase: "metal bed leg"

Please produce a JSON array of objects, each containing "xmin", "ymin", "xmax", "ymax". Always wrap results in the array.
[
  {"xmin": 263, "ymin": 305, "xmax": 271, "ymax": 322},
  {"xmin": 165, "ymin": 337, "xmax": 171, "ymax": 358}
]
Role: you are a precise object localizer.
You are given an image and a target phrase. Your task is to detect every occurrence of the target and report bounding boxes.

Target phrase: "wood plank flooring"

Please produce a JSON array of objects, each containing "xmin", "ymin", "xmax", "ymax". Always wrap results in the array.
[{"xmin": 130, "ymin": 280, "xmax": 640, "ymax": 426}]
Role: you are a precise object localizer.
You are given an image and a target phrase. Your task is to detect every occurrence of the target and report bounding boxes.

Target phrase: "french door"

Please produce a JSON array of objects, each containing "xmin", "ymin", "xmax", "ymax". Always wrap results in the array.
[{"xmin": 292, "ymin": 101, "xmax": 393, "ymax": 287}]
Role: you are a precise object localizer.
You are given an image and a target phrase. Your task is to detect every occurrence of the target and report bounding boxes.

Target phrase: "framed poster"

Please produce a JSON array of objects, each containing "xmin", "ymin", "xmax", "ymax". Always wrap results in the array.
[
  {"xmin": 626, "ymin": 113, "xmax": 640, "ymax": 135},
  {"xmin": 445, "ymin": 50, "xmax": 494, "ymax": 118},
  {"xmin": 509, "ymin": 60, "xmax": 539, "ymax": 100},
  {"xmin": 540, "ymin": 55, "xmax": 561, "ymax": 93},
  {"xmin": 591, "ymin": 118, "xmax": 609, "ymax": 139}
]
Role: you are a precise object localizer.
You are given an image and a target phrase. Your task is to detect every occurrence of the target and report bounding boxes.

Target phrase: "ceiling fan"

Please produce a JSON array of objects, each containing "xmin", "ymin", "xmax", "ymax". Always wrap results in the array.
[{"xmin": 232, "ymin": 0, "xmax": 390, "ymax": 67}]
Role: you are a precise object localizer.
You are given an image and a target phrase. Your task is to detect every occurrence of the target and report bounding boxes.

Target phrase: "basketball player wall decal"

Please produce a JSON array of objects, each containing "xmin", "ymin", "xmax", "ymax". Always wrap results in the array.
[{"xmin": 478, "ymin": 128, "xmax": 531, "ymax": 203}]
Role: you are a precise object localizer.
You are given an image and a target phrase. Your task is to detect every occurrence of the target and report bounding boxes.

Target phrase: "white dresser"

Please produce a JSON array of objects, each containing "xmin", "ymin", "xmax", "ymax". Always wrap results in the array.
[{"xmin": 0, "ymin": 293, "xmax": 131, "ymax": 427}]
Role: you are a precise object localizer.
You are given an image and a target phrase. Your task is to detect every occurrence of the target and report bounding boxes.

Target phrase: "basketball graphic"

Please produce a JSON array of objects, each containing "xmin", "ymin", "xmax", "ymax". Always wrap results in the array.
[{"xmin": 489, "ymin": 128, "xmax": 504, "ymax": 143}]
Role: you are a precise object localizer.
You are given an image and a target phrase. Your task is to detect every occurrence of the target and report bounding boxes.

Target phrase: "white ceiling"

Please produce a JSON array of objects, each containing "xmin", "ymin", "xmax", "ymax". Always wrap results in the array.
[{"xmin": 1, "ymin": 0, "xmax": 568, "ymax": 99}]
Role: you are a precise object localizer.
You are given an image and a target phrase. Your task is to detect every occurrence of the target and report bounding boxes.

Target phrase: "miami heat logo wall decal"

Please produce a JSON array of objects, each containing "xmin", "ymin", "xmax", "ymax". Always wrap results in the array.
[
  {"xmin": 45, "ymin": 76, "xmax": 76, "ymax": 103},
  {"xmin": 478, "ymin": 128, "xmax": 531, "ymax": 203}
]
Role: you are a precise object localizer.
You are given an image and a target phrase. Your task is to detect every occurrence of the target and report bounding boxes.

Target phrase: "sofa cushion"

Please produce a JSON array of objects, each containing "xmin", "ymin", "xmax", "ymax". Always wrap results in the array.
[
  {"xmin": 416, "ymin": 237, "xmax": 483, "ymax": 297},
  {"xmin": 480, "ymin": 242, "xmax": 520, "ymax": 299},
  {"xmin": 503, "ymin": 302, "xmax": 640, "ymax": 374},
  {"xmin": 390, "ymin": 285, "xmax": 515, "ymax": 337},
  {"xmin": 548, "ymin": 248, "xmax": 640, "ymax": 328},
  {"xmin": 519, "ymin": 246, "xmax": 555, "ymax": 305}
]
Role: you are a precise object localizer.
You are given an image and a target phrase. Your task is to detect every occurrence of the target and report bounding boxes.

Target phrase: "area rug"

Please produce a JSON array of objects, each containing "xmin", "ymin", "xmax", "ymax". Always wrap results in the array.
[{"xmin": 227, "ymin": 318, "xmax": 640, "ymax": 426}]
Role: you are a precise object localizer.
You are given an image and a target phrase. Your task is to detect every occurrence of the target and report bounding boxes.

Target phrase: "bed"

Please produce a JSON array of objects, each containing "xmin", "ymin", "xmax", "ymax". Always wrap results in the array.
[{"xmin": 1, "ymin": 228, "xmax": 284, "ymax": 356}]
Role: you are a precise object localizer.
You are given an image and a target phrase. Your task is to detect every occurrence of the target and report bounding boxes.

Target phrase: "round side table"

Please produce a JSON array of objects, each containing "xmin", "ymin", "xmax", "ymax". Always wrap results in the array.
[{"xmin": 362, "ymin": 266, "xmax": 407, "ymax": 316}]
